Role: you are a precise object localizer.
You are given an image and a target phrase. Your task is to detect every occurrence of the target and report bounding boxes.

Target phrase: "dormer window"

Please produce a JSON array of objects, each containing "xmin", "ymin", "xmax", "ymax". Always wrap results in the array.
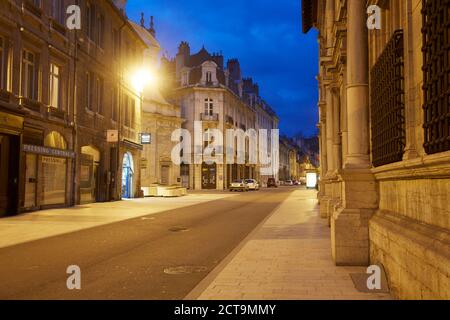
[
  {"xmin": 201, "ymin": 61, "xmax": 218, "ymax": 85},
  {"xmin": 182, "ymin": 72, "xmax": 189, "ymax": 86}
]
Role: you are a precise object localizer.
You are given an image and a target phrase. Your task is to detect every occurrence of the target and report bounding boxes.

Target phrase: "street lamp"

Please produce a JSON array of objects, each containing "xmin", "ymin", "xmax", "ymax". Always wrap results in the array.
[{"xmin": 131, "ymin": 68, "xmax": 158, "ymax": 94}]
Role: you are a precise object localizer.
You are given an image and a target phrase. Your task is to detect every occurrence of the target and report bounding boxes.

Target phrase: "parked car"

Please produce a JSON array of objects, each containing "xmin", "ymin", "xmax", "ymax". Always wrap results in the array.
[
  {"xmin": 245, "ymin": 179, "xmax": 260, "ymax": 191},
  {"xmin": 285, "ymin": 180, "xmax": 294, "ymax": 186},
  {"xmin": 229, "ymin": 179, "xmax": 249, "ymax": 192},
  {"xmin": 293, "ymin": 180, "xmax": 300, "ymax": 185},
  {"xmin": 267, "ymin": 178, "xmax": 278, "ymax": 188}
]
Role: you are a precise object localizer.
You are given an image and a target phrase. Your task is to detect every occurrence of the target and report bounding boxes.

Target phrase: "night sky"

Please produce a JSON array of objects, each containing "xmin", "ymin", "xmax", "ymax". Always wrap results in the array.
[{"xmin": 126, "ymin": 0, "xmax": 319, "ymax": 137}]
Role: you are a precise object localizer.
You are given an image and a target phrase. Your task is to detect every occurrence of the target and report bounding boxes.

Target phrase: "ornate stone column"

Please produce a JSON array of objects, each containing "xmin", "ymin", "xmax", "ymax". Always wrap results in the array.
[
  {"xmin": 325, "ymin": 85, "xmax": 335, "ymax": 175},
  {"xmin": 344, "ymin": 0, "xmax": 370, "ymax": 169},
  {"xmin": 340, "ymin": 71, "xmax": 348, "ymax": 164},
  {"xmin": 332, "ymin": 87, "xmax": 342, "ymax": 171},
  {"xmin": 331, "ymin": 0, "xmax": 378, "ymax": 266},
  {"xmin": 318, "ymin": 101, "xmax": 329, "ymax": 218}
]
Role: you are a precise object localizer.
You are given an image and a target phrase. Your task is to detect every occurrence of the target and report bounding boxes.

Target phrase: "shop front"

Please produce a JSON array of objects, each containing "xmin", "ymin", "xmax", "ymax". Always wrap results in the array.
[
  {"xmin": 0, "ymin": 111, "xmax": 23, "ymax": 216},
  {"xmin": 22, "ymin": 131, "xmax": 74, "ymax": 210},
  {"xmin": 0, "ymin": 133, "xmax": 20, "ymax": 216}
]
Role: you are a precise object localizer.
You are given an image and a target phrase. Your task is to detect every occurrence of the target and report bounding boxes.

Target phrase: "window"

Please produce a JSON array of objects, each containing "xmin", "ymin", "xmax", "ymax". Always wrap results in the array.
[
  {"xmin": 130, "ymin": 96, "xmax": 135, "ymax": 127},
  {"xmin": 113, "ymin": 29, "xmax": 119, "ymax": 58},
  {"xmin": 124, "ymin": 95, "xmax": 130, "ymax": 127},
  {"xmin": 96, "ymin": 76, "xmax": 103, "ymax": 114},
  {"xmin": 97, "ymin": 14, "xmax": 105, "ymax": 48},
  {"xmin": 112, "ymin": 86, "xmax": 118, "ymax": 121},
  {"xmin": 422, "ymin": 0, "xmax": 450, "ymax": 154},
  {"xmin": 204, "ymin": 98, "xmax": 213, "ymax": 115},
  {"xmin": 86, "ymin": 3, "xmax": 95, "ymax": 41},
  {"xmin": 370, "ymin": 30, "xmax": 405, "ymax": 167},
  {"xmin": 21, "ymin": 50, "xmax": 38, "ymax": 100},
  {"xmin": 85, "ymin": 72, "xmax": 92, "ymax": 110},
  {"xmin": 0, "ymin": 36, "xmax": 6, "ymax": 90},
  {"xmin": 51, "ymin": 0, "xmax": 64, "ymax": 25},
  {"xmin": 204, "ymin": 129, "xmax": 212, "ymax": 148},
  {"xmin": 206, "ymin": 71, "xmax": 212, "ymax": 84},
  {"xmin": 182, "ymin": 72, "xmax": 188, "ymax": 86},
  {"xmin": 44, "ymin": 131, "xmax": 67, "ymax": 150},
  {"xmin": 49, "ymin": 63, "xmax": 61, "ymax": 109}
]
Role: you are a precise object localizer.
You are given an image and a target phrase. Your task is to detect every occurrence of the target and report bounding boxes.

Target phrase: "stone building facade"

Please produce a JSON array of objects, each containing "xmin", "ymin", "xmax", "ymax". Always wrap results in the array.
[
  {"xmin": 163, "ymin": 43, "xmax": 279, "ymax": 190},
  {"xmin": 279, "ymin": 137, "xmax": 291, "ymax": 182},
  {"xmin": 0, "ymin": 0, "xmax": 146, "ymax": 216},
  {"xmin": 302, "ymin": 0, "xmax": 449, "ymax": 299},
  {"xmin": 130, "ymin": 19, "xmax": 183, "ymax": 191}
]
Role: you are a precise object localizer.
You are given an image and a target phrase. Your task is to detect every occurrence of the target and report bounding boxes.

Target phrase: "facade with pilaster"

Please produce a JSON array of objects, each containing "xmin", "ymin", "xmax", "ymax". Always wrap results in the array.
[{"xmin": 303, "ymin": 0, "xmax": 449, "ymax": 299}]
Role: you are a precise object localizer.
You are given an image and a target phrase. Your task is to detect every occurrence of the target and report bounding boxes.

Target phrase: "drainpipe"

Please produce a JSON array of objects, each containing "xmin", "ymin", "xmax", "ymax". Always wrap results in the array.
[
  {"xmin": 115, "ymin": 21, "xmax": 127, "ymax": 201},
  {"xmin": 71, "ymin": 29, "xmax": 78, "ymax": 207}
]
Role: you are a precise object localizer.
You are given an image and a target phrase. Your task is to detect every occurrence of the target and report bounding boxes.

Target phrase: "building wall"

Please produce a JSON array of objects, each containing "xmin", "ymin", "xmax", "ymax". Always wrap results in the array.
[
  {"xmin": 304, "ymin": 0, "xmax": 450, "ymax": 299},
  {"xmin": 367, "ymin": 0, "xmax": 450, "ymax": 300},
  {"xmin": 141, "ymin": 110, "xmax": 182, "ymax": 187},
  {"xmin": 0, "ymin": 0, "xmax": 77, "ymax": 213},
  {"xmin": 0, "ymin": 0, "xmax": 147, "ymax": 216}
]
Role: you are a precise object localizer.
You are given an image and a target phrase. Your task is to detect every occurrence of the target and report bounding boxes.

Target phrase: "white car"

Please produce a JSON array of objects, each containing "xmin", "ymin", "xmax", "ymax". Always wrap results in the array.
[
  {"xmin": 229, "ymin": 179, "xmax": 249, "ymax": 192},
  {"xmin": 285, "ymin": 180, "xmax": 294, "ymax": 186},
  {"xmin": 245, "ymin": 179, "xmax": 260, "ymax": 191}
]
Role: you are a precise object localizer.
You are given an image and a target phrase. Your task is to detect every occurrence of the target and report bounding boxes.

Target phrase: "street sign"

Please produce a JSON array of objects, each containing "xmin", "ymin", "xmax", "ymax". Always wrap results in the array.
[{"xmin": 107, "ymin": 130, "xmax": 119, "ymax": 142}]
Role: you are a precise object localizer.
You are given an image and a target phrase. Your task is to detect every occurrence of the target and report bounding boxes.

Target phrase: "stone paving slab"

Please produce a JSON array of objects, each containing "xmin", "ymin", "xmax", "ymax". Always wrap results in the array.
[
  {"xmin": 0, "ymin": 193, "xmax": 237, "ymax": 249},
  {"xmin": 195, "ymin": 189, "xmax": 393, "ymax": 300}
]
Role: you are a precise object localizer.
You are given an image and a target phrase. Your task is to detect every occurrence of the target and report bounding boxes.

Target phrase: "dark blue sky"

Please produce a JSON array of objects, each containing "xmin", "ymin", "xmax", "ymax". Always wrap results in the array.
[{"xmin": 127, "ymin": 0, "xmax": 319, "ymax": 137}]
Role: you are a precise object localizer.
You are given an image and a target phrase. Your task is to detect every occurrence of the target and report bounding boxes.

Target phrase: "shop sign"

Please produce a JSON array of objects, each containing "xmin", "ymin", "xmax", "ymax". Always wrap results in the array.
[
  {"xmin": 23, "ymin": 144, "xmax": 75, "ymax": 158},
  {"xmin": 140, "ymin": 133, "xmax": 151, "ymax": 144},
  {"xmin": 42, "ymin": 156, "xmax": 66, "ymax": 165}
]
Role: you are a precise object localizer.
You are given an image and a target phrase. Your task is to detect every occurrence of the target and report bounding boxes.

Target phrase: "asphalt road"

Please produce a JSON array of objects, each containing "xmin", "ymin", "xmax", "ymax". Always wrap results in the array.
[{"xmin": 0, "ymin": 187, "xmax": 294, "ymax": 299}]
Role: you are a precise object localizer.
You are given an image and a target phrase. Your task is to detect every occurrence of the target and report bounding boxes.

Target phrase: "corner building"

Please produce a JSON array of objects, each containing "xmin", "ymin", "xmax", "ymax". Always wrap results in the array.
[{"xmin": 163, "ymin": 43, "xmax": 279, "ymax": 190}]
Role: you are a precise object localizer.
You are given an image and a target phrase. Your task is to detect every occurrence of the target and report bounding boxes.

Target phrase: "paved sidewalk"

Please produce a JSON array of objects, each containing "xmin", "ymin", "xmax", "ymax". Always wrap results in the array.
[
  {"xmin": 0, "ymin": 192, "xmax": 237, "ymax": 249},
  {"xmin": 192, "ymin": 189, "xmax": 393, "ymax": 300}
]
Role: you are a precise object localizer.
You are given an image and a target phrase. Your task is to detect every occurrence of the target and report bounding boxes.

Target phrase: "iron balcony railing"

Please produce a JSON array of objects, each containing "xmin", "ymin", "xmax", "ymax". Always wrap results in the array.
[{"xmin": 201, "ymin": 113, "xmax": 219, "ymax": 121}]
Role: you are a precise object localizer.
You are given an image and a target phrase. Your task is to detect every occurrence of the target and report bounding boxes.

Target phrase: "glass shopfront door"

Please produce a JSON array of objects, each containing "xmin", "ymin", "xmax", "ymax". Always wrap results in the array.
[
  {"xmin": 0, "ymin": 134, "xmax": 20, "ymax": 216},
  {"xmin": 201, "ymin": 162, "xmax": 217, "ymax": 189}
]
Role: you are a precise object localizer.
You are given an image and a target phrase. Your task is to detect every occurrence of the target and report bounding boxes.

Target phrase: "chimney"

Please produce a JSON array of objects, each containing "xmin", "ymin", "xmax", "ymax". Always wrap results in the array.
[
  {"xmin": 140, "ymin": 12, "xmax": 145, "ymax": 27},
  {"xmin": 176, "ymin": 41, "xmax": 190, "ymax": 80},
  {"xmin": 148, "ymin": 16, "xmax": 156, "ymax": 37},
  {"xmin": 227, "ymin": 59, "xmax": 241, "ymax": 81},
  {"xmin": 113, "ymin": 0, "xmax": 127, "ymax": 13}
]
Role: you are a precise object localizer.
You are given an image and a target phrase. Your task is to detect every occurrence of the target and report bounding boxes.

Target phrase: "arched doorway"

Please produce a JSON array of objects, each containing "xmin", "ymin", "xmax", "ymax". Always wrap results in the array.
[{"xmin": 122, "ymin": 152, "xmax": 134, "ymax": 198}]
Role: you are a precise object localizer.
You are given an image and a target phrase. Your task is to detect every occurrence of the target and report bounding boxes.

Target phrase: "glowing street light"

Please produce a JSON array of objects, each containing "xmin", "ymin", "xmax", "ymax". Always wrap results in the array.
[{"xmin": 131, "ymin": 68, "xmax": 158, "ymax": 94}]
